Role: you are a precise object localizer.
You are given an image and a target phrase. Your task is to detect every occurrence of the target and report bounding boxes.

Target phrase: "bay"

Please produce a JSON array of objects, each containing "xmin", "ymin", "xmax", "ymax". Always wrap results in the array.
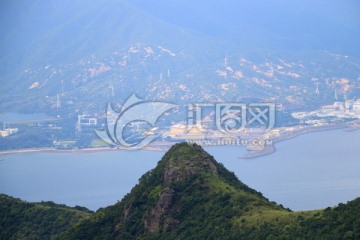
[
  {"xmin": 0, "ymin": 129, "xmax": 359, "ymax": 211},
  {"xmin": 0, "ymin": 150, "xmax": 162, "ymax": 210},
  {"xmin": 206, "ymin": 129, "xmax": 360, "ymax": 210}
]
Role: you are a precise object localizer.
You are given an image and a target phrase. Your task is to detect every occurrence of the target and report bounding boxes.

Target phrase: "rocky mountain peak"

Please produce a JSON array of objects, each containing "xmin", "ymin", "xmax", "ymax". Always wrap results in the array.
[
  {"xmin": 162, "ymin": 143, "xmax": 218, "ymax": 185},
  {"xmin": 64, "ymin": 143, "xmax": 284, "ymax": 239}
]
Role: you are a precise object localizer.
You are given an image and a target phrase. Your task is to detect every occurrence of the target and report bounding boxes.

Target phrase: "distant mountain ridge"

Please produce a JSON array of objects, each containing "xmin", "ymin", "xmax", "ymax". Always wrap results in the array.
[{"xmin": 1, "ymin": 0, "xmax": 359, "ymax": 113}]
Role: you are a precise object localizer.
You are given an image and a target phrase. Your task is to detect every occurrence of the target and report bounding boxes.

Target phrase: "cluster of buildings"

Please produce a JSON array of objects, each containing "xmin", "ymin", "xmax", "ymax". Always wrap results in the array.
[
  {"xmin": 322, "ymin": 99, "xmax": 360, "ymax": 113},
  {"xmin": 168, "ymin": 124, "xmax": 205, "ymax": 139},
  {"xmin": 76, "ymin": 114, "xmax": 98, "ymax": 133},
  {"xmin": 292, "ymin": 99, "xmax": 360, "ymax": 122},
  {"xmin": 0, "ymin": 127, "xmax": 18, "ymax": 137},
  {"xmin": 167, "ymin": 123, "xmax": 274, "ymax": 141},
  {"xmin": 162, "ymin": 98, "xmax": 360, "ymax": 148}
]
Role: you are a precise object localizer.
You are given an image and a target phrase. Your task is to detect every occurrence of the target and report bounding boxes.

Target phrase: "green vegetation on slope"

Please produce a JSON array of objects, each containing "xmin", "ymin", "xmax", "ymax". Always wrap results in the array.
[
  {"xmin": 232, "ymin": 198, "xmax": 360, "ymax": 240},
  {"xmin": 63, "ymin": 143, "xmax": 360, "ymax": 239},
  {"xmin": 2, "ymin": 143, "xmax": 360, "ymax": 239},
  {"xmin": 0, "ymin": 194, "xmax": 93, "ymax": 240}
]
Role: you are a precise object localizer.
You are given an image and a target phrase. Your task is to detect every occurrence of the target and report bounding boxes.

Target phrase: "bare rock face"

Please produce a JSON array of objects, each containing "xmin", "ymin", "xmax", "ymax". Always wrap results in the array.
[
  {"xmin": 163, "ymin": 218, "xmax": 179, "ymax": 233},
  {"xmin": 163, "ymin": 145, "xmax": 218, "ymax": 185},
  {"xmin": 163, "ymin": 157, "xmax": 198, "ymax": 184},
  {"xmin": 123, "ymin": 206, "xmax": 131, "ymax": 220},
  {"xmin": 145, "ymin": 188, "xmax": 176, "ymax": 233},
  {"xmin": 145, "ymin": 144, "xmax": 219, "ymax": 233}
]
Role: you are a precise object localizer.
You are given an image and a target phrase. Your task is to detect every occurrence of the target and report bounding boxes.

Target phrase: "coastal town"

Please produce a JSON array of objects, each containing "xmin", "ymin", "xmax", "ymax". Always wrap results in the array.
[
  {"xmin": 159, "ymin": 98, "xmax": 360, "ymax": 158},
  {"xmin": 1, "ymin": 98, "xmax": 360, "ymax": 159}
]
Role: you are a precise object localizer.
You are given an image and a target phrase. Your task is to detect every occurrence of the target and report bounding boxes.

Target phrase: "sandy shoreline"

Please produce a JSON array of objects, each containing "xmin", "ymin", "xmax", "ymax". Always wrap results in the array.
[{"xmin": 0, "ymin": 145, "xmax": 170, "ymax": 157}]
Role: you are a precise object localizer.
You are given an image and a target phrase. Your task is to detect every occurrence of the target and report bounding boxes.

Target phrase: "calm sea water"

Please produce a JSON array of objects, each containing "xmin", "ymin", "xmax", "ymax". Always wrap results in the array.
[
  {"xmin": 0, "ymin": 129, "xmax": 359, "ymax": 211},
  {"xmin": 0, "ymin": 151, "xmax": 162, "ymax": 210},
  {"xmin": 206, "ymin": 129, "xmax": 360, "ymax": 211}
]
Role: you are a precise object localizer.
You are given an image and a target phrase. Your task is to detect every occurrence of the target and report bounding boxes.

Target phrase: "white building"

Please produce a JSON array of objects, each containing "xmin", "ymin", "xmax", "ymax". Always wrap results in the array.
[
  {"xmin": 333, "ymin": 102, "xmax": 345, "ymax": 111},
  {"xmin": 345, "ymin": 100, "xmax": 354, "ymax": 110},
  {"xmin": 169, "ymin": 124, "xmax": 187, "ymax": 138},
  {"xmin": 77, "ymin": 115, "xmax": 97, "ymax": 126},
  {"xmin": 0, "ymin": 128, "xmax": 18, "ymax": 137},
  {"xmin": 353, "ymin": 100, "xmax": 360, "ymax": 113}
]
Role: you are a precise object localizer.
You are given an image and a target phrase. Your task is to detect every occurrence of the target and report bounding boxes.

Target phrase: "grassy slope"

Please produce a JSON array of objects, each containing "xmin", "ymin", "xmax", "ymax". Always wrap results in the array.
[{"xmin": 0, "ymin": 194, "xmax": 93, "ymax": 240}]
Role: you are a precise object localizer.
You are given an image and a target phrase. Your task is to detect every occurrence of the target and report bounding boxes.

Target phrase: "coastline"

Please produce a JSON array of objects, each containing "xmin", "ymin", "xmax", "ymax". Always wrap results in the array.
[
  {"xmin": 0, "ymin": 144, "xmax": 171, "ymax": 157},
  {"xmin": 239, "ymin": 123, "xmax": 358, "ymax": 159},
  {"xmin": 1, "ymin": 122, "xmax": 359, "ymax": 158}
]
